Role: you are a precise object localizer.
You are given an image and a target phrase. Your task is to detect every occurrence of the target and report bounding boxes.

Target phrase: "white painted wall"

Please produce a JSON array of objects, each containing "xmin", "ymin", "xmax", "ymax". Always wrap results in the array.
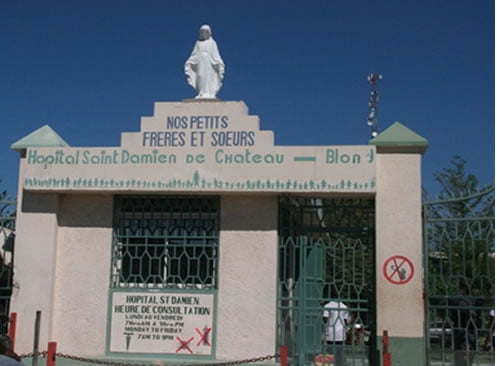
[
  {"xmin": 217, "ymin": 195, "xmax": 278, "ymax": 360},
  {"xmin": 11, "ymin": 192, "xmax": 113, "ymax": 355},
  {"xmin": 51, "ymin": 194, "xmax": 113, "ymax": 355}
]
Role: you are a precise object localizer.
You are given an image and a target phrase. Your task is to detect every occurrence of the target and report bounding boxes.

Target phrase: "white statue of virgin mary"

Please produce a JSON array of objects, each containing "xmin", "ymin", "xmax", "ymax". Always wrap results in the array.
[{"xmin": 185, "ymin": 25, "xmax": 225, "ymax": 99}]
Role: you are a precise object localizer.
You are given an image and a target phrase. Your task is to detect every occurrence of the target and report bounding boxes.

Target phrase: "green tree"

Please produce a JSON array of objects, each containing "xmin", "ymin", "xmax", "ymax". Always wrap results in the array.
[
  {"xmin": 0, "ymin": 180, "xmax": 5, "ymax": 201},
  {"xmin": 434, "ymin": 155, "xmax": 480, "ymax": 196},
  {"xmin": 432, "ymin": 155, "xmax": 493, "ymax": 217},
  {"xmin": 0, "ymin": 180, "xmax": 15, "ymax": 230}
]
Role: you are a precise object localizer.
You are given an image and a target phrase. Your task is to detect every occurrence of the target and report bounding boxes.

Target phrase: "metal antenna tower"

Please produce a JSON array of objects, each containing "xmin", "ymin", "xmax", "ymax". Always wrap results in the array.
[{"xmin": 367, "ymin": 73, "xmax": 382, "ymax": 138}]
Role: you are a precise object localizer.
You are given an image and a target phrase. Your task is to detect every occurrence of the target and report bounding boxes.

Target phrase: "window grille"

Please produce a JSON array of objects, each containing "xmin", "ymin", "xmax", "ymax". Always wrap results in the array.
[{"xmin": 111, "ymin": 196, "xmax": 219, "ymax": 289}]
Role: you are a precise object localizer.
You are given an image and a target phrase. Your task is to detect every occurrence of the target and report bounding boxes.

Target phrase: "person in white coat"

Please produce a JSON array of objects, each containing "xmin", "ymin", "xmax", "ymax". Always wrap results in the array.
[{"xmin": 323, "ymin": 300, "xmax": 348, "ymax": 366}]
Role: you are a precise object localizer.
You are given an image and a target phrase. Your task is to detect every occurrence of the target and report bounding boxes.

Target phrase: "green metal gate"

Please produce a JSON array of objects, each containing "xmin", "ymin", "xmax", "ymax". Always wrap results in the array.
[
  {"xmin": 0, "ymin": 198, "xmax": 15, "ymax": 334},
  {"xmin": 278, "ymin": 197, "xmax": 378, "ymax": 366},
  {"xmin": 424, "ymin": 186, "xmax": 494, "ymax": 366}
]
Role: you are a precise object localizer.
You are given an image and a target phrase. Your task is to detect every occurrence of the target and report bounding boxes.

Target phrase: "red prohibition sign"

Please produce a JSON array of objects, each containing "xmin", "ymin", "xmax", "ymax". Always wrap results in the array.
[{"xmin": 383, "ymin": 255, "xmax": 414, "ymax": 285}]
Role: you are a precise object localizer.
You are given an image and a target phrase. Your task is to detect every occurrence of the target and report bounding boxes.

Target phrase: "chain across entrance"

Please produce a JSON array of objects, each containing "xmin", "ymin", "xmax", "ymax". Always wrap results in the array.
[{"xmin": 20, "ymin": 351, "xmax": 279, "ymax": 366}]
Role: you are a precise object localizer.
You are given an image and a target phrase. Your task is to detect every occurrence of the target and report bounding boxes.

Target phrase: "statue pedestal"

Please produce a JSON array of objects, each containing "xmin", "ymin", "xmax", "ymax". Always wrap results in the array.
[{"xmin": 182, "ymin": 98, "xmax": 221, "ymax": 102}]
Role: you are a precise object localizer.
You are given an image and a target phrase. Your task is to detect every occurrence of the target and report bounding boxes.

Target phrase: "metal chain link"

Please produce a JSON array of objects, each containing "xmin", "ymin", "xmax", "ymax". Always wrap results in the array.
[
  {"xmin": 210, "ymin": 354, "xmax": 278, "ymax": 366},
  {"xmin": 56, "ymin": 353, "xmax": 149, "ymax": 366},
  {"xmin": 20, "ymin": 351, "xmax": 279, "ymax": 366},
  {"xmin": 19, "ymin": 351, "xmax": 48, "ymax": 359}
]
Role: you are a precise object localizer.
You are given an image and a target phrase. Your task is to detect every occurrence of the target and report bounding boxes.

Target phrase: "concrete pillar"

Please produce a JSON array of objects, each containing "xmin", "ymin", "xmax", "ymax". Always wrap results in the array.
[
  {"xmin": 370, "ymin": 122, "xmax": 428, "ymax": 366},
  {"xmin": 10, "ymin": 126, "xmax": 69, "ymax": 353},
  {"xmin": 217, "ymin": 195, "xmax": 278, "ymax": 360},
  {"xmin": 10, "ymin": 188, "xmax": 59, "ymax": 353}
]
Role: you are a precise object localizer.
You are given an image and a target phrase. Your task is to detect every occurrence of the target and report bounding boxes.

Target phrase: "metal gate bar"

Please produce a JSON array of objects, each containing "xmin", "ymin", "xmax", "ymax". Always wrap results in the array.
[
  {"xmin": 424, "ymin": 186, "xmax": 495, "ymax": 366},
  {"xmin": 0, "ymin": 199, "xmax": 16, "ymax": 334},
  {"xmin": 277, "ymin": 197, "xmax": 377, "ymax": 366}
]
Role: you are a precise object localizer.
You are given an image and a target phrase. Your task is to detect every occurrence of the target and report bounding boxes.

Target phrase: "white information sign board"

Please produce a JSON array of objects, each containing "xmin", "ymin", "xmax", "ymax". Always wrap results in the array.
[{"xmin": 109, "ymin": 292, "xmax": 214, "ymax": 355}]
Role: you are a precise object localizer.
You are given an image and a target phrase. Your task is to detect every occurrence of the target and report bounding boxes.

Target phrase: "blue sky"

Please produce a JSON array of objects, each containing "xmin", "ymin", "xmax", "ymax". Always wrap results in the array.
[{"xmin": 0, "ymin": 0, "xmax": 494, "ymax": 198}]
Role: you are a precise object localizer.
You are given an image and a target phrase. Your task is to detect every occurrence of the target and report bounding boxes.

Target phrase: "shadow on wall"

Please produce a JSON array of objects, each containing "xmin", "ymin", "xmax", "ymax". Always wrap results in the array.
[
  {"xmin": 22, "ymin": 192, "xmax": 113, "ymax": 228},
  {"xmin": 22, "ymin": 192, "xmax": 279, "ymax": 230},
  {"xmin": 220, "ymin": 195, "xmax": 278, "ymax": 231}
]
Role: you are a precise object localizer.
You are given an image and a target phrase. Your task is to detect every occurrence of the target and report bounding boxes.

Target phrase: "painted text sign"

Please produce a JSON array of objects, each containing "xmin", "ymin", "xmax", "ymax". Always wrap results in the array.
[
  {"xmin": 142, "ymin": 115, "xmax": 256, "ymax": 148},
  {"xmin": 22, "ymin": 102, "xmax": 376, "ymax": 193}
]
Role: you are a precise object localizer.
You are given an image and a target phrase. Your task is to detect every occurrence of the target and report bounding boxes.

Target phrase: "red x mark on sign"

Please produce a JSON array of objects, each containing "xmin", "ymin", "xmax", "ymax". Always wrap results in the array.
[
  {"xmin": 196, "ymin": 327, "xmax": 212, "ymax": 346},
  {"xmin": 176, "ymin": 336, "xmax": 194, "ymax": 354}
]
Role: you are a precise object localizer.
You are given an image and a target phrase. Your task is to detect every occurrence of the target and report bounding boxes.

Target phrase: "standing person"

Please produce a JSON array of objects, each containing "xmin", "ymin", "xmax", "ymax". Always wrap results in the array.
[
  {"xmin": 450, "ymin": 280, "xmax": 476, "ymax": 366},
  {"xmin": 0, "ymin": 335, "xmax": 22, "ymax": 365},
  {"xmin": 185, "ymin": 25, "xmax": 225, "ymax": 99},
  {"xmin": 323, "ymin": 300, "xmax": 348, "ymax": 366},
  {"xmin": 483, "ymin": 309, "xmax": 494, "ymax": 351}
]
